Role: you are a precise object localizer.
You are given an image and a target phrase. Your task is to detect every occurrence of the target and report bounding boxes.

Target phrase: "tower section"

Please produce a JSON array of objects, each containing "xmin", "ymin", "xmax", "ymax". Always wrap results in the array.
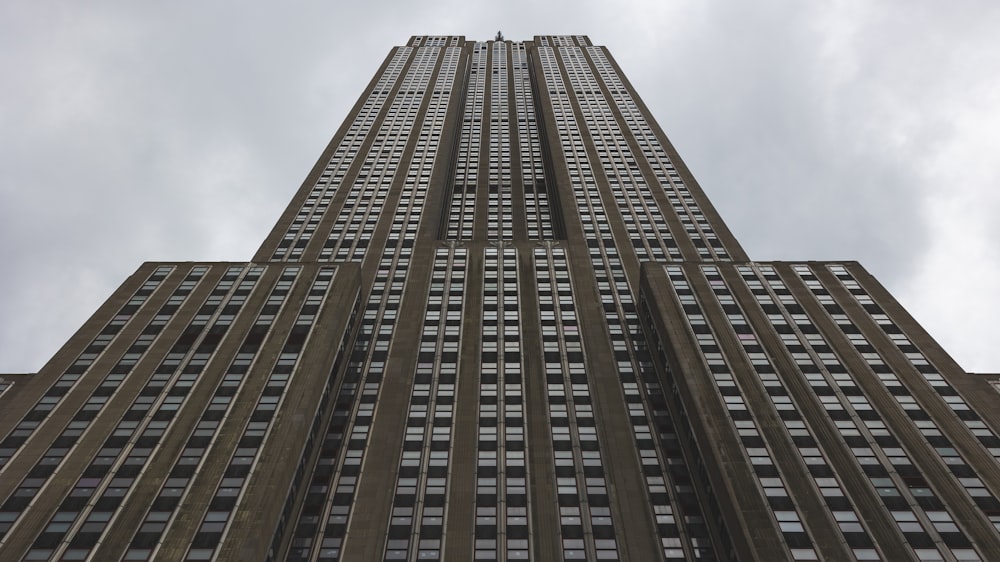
[{"xmin": 2, "ymin": 35, "xmax": 999, "ymax": 562}]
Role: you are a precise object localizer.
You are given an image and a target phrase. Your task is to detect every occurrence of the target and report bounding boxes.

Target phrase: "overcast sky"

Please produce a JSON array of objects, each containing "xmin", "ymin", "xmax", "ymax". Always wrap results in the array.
[{"xmin": 2, "ymin": 0, "xmax": 998, "ymax": 374}]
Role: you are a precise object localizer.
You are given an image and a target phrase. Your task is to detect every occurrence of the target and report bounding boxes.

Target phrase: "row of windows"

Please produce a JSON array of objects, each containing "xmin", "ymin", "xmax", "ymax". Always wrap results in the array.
[
  {"xmin": 826, "ymin": 265, "xmax": 1000, "ymax": 466},
  {"xmin": 487, "ymin": 42, "xmax": 513, "ymax": 241},
  {"xmin": 749, "ymin": 263, "xmax": 986, "ymax": 560},
  {"xmin": 0, "ymin": 265, "xmax": 194, "ymax": 544},
  {"xmin": 535, "ymin": 247, "xmax": 619, "ymax": 561},
  {"xmin": 269, "ymin": 283, "xmax": 359, "ymax": 562},
  {"xmin": 446, "ymin": 41, "xmax": 557, "ymax": 242},
  {"xmin": 445, "ymin": 43, "xmax": 486, "ymax": 240},
  {"xmin": 183, "ymin": 267, "xmax": 329, "ymax": 561},
  {"xmin": 321, "ymin": 47, "xmax": 440, "ymax": 262},
  {"xmin": 540, "ymin": 36, "xmax": 589, "ymax": 48},
  {"xmin": 383, "ymin": 249, "xmax": 466, "ymax": 561},
  {"xmin": 663, "ymin": 265, "xmax": 818, "ymax": 560},
  {"xmin": 375, "ymin": 46, "xmax": 459, "ymax": 264},
  {"xmin": 410, "ymin": 36, "xmax": 462, "ymax": 48},
  {"xmin": 292, "ymin": 245, "xmax": 414, "ymax": 561},
  {"xmin": 640, "ymin": 292, "xmax": 739, "ymax": 560},
  {"xmin": 586, "ymin": 46, "xmax": 731, "ymax": 261},
  {"xmin": 14, "ymin": 265, "xmax": 259, "ymax": 561},
  {"xmin": 321, "ymin": 46, "xmax": 455, "ymax": 264},
  {"xmin": 559, "ymin": 47, "xmax": 679, "ymax": 262},
  {"xmin": 511, "ymin": 42, "xmax": 554, "ymax": 240},
  {"xmin": 117, "ymin": 266, "xmax": 303, "ymax": 561},
  {"xmin": 475, "ymin": 247, "xmax": 530, "ymax": 560},
  {"xmin": 272, "ymin": 48, "xmax": 410, "ymax": 260},
  {"xmin": 0, "ymin": 265, "xmax": 176, "ymax": 473},
  {"xmin": 702, "ymin": 264, "xmax": 883, "ymax": 559},
  {"xmin": 740, "ymin": 265, "xmax": 975, "ymax": 554},
  {"xmin": 540, "ymin": 46, "xmax": 711, "ymax": 559},
  {"xmin": 787, "ymin": 265, "xmax": 1000, "ymax": 545}
]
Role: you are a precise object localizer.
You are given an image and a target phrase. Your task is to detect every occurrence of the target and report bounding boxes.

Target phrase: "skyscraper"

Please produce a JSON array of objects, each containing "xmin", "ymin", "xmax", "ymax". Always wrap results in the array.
[{"xmin": 1, "ymin": 33, "xmax": 999, "ymax": 561}]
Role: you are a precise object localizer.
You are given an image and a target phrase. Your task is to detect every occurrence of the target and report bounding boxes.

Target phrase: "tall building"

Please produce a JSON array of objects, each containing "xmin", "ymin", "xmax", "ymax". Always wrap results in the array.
[{"xmin": 1, "ymin": 34, "xmax": 999, "ymax": 562}]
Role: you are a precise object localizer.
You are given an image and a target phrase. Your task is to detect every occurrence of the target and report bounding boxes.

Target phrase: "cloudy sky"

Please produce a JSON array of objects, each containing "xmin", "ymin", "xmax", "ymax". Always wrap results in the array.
[{"xmin": 2, "ymin": 1, "xmax": 998, "ymax": 374}]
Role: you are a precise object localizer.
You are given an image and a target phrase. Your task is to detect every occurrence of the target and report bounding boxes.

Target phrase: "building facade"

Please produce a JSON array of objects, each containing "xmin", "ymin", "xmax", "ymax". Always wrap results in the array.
[{"xmin": 2, "ymin": 35, "xmax": 999, "ymax": 561}]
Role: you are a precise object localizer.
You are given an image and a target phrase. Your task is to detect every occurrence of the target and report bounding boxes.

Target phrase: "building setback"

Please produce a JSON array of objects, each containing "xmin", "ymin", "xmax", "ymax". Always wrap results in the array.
[{"xmin": 2, "ymin": 35, "xmax": 999, "ymax": 561}]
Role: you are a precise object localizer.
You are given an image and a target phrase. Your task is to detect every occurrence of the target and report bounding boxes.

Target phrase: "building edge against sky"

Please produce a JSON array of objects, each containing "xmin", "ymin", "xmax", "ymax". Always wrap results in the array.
[{"xmin": 1, "ymin": 35, "xmax": 1000, "ymax": 561}]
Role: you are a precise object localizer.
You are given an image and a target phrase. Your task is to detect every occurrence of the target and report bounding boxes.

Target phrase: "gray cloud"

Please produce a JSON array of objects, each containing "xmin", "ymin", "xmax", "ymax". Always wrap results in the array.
[{"xmin": 1, "ymin": 0, "xmax": 998, "ymax": 372}]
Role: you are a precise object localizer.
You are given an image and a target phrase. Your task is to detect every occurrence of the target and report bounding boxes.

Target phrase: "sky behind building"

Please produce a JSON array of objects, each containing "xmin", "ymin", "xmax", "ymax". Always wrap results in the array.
[{"xmin": 2, "ymin": 0, "xmax": 999, "ymax": 373}]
